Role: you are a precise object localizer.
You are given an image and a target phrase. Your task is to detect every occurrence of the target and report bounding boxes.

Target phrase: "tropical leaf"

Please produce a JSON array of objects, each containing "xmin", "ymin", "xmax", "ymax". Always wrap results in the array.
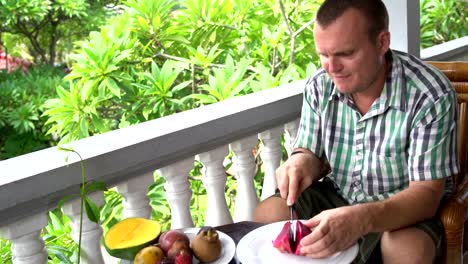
[{"xmin": 84, "ymin": 196, "xmax": 100, "ymax": 224}]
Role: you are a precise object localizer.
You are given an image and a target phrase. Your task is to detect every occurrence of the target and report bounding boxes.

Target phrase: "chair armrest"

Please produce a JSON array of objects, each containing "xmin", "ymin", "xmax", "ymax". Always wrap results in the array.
[
  {"xmin": 439, "ymin": 197, "xmax": 465, "ymax": 246},
  {"xmin": 438, "ymin": 194, "xmax": 466, "ymax": 263},
  {"xmin": 455, "ymin": 178, "xmax": 468, "ymax": 208}
]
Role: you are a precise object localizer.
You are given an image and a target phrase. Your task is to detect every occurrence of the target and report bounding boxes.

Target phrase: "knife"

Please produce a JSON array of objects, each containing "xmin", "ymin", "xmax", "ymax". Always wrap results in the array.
[{"xmin": 289, "ymin": 205, "xmax": 297, "ymax": 250}]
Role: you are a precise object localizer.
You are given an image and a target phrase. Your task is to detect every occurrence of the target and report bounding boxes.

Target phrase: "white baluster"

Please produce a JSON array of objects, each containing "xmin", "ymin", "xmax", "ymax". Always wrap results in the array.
[
  {"xmin": 259, "ymin": 126, "xmax": 284, "ymax": 200},
  {"xmin": 198, "ymin": 145, "xmax": 233, "ymax": 226},
  {"xmin": 116, "ymin": 172, "xmax": 153, "ymax": 219},
  {"xmin": 62, "ymin": 191, "xmax": 105, "ymax": 264},
  {"xmin": 230, "ymin": 135, "xmax": 259, "ymax": 222},
  {"xmin": 284, "ymin": 119, "xmax": 300, "ymax": 156},
  {"xmin": 0, "ymin": 212, "xmax": 48, "ymax": 264},
  {"xmin": 159, "ymin": 158, "xmax": 194, "ymax": 229}
]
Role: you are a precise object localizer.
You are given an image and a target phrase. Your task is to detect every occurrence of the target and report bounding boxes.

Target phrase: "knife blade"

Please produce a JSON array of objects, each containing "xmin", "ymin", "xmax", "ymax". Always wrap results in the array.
[{"xmin": 289, "ymin": 205, "xmax": 297, "ymax": 249}]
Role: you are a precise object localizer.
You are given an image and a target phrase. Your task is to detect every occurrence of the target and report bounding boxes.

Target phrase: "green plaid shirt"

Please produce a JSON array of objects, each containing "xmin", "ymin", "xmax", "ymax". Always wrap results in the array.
[{"xmin": 294, "ymin": 50, "xmax": 459, "ymax": 204}]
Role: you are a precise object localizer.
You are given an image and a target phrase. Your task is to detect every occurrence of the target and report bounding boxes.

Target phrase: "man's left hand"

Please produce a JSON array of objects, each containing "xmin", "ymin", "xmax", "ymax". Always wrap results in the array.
[{"xmin": 299, "ymin": 205, "xmax": 366, "ymax": 258}]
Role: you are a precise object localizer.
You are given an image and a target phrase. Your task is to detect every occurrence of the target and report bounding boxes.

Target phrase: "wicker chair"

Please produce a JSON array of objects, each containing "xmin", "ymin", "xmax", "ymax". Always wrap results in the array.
[{"xmin": 426, "ymin": 61, "xmax": 468, "ymax": 264}]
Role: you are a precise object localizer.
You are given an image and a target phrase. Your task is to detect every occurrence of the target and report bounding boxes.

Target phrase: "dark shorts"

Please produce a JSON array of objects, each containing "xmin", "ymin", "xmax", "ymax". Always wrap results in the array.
[{"xmin": 275, "ymin": 178, "xmax": 444, "ymax": 264}]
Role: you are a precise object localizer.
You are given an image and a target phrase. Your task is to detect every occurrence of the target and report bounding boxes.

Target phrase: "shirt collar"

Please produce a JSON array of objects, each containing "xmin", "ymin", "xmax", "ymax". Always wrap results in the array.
[{"xmin": 380, "ymin": 50, "xmax": 407, "ymax": 112}]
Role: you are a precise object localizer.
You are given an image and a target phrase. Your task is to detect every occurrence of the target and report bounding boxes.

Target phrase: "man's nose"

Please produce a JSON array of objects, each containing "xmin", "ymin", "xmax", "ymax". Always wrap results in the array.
[{"xmin": 327, "ymin": 57, "xmax": 342, "ymax": 73}]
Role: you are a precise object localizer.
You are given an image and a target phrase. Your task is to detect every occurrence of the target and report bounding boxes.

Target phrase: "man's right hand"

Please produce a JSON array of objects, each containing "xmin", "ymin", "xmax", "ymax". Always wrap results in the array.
[{"xmin": 275, "ymin": 149, "xmax": 322, "ymax": 206}]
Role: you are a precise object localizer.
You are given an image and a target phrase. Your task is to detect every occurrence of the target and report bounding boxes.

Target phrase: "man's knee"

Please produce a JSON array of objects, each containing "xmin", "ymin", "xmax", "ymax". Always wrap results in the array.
[
  {"xmin": 253, "ymin": 196, "xmax": 289, "ymax": 223},
  {"xmin": 380, "ymin": 227, "xmax": 436, "ymax": 264}
]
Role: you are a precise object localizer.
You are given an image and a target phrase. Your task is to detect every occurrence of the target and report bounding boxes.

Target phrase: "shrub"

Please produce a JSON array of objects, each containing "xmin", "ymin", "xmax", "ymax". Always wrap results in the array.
[{"xmin": 0, "ymin": 66, "xmax": 66, "ymax": 159}]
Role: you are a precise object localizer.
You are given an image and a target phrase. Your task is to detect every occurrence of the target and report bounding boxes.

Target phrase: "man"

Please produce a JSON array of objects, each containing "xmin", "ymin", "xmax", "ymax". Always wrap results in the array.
[{"xmin": 254, "ymin": 0, "xmax": 459, "ymax": 263}]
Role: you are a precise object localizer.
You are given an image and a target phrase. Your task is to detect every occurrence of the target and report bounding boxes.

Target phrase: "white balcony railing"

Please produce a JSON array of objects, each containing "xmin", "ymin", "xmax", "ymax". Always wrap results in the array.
[{"xmin": 0, "ymin": 80, "xmax": 304, "ymax": 263}]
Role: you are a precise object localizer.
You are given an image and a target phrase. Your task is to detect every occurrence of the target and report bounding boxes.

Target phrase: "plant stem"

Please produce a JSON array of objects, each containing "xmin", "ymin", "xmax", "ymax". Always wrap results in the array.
[
  {"xmin": 278, "ymin": 0, "xmax": 315, "ymax": 66},
  {"xmin": 59, "ymin": 147, "xmax": 85, "ymax": 264},
  {"xmin": 278, "ymin": 0, "xmax": 295, "ymax": 65},
  {"xmin": 77, "ymin": 151, "xmax": 85, "ymax": 264}
]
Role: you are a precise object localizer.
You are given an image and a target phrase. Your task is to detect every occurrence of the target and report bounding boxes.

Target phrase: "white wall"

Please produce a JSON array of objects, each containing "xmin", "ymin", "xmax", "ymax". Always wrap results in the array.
[{"xmin": 383, "ymin": 0, "xmax": 421, "ymax": 57}]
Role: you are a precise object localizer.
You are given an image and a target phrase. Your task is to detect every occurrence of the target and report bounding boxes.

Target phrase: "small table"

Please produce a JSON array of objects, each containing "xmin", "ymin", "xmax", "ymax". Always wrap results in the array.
[{"xmin": 215, "ymin": 221, "xmax": 266, "ymax": 264}]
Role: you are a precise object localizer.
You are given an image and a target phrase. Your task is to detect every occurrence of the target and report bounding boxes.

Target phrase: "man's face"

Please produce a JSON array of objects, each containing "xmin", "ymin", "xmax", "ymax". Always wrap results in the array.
[{"xmin": 313, "ymin": 8, "xmax": 389, "ymax": 95}]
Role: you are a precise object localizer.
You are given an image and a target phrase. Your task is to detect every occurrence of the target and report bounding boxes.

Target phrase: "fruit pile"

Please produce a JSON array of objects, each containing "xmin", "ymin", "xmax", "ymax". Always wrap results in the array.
[
  {"xmin": 134, "ymin": 229, "xmax": 191, "ymax": 264},
  {"xmin": 135, "ymin": 226, "xmax": 222, "ymax": 264},
  {"xmin": 103, "ymin": 218, "xmax": 222, "ymax": 264}
]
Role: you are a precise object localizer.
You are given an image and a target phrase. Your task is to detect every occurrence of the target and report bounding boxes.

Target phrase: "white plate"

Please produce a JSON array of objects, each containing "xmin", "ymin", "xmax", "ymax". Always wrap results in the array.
[
  {"xmin": 236, "ymin": 221, "xmax": 359, "ymax": 264},
  {"xmin": 182, "ymin": 228, "xmax": 236, "ymax": 264}
]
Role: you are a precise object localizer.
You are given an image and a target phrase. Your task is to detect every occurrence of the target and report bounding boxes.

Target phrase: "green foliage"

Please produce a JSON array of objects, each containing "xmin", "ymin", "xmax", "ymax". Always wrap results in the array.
[
  {"xmin": 136, "ymin": 61, "xmax": 191, "ymax": 119},
  {"xmin": 44, "ymin": 209, "xmax": 78, "ymax": 263},
  {"xmin": 0, "ymin": 0, "xmax": 120, "ymax": 65},
  {"xmin": 42, "ymin": 13, "xmax": 141, "ymax": 141},
  {"xmin": 43, "ymin": 0, "xmax": 323, "ymax": 144},
  {"xmin": 149, "ymin": 173, "xmax": 172, "ymax": 231},
  {"xmin": 100, "ymin": 189, "xmax": 124, "ymax": 234},
  {"xmin": 420, "ymin": 0, "xmax": 467, "ymax": 48},
  {"xmin": 250, "ymin": 62, "xmax": 317, "ymax": 92},
  {"xmin": 187, "ymin": 55, "xmax": 255, "ymax": 104},
  {"xmin": 0, "ymin": 238, "xmax": 12, "ymax": 264},
  {"xmin": 0, "ymin": 66, "xmax": 66, "ymax": 159}
]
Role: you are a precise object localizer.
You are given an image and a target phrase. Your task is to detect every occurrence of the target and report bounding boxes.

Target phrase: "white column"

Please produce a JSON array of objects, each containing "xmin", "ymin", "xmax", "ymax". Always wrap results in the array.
[
  {"xmin": 116, "ymin": 172, "xmax": 154, "ymax": 219},
  {"xmin": 259, "ymin": 126, "xmax": 284, "ymax": 200},
  {"xmin": 159, "ymin": 158, "xmax": 195, "ymax": 229},
  {"xmin": 198, "ymin": 145, "xmax": 233, "ymax": 226},
  {"xmin": 230, "ymin": 135, "xmax": 259, "ymax": 222},
  {"xmin": 0, "ymin": 212, "xmax": 48, "ymax": 264},
  {"xmin": 284, "ymin": 119, "xmax": 300, "ymax": 156},
  {"xmin": 62, "ymin": 191, "xmax": 105, "ymax": 264},
  {"xmin": 383, "ymin": 0, "xmax": 420, "ymax": 56}
]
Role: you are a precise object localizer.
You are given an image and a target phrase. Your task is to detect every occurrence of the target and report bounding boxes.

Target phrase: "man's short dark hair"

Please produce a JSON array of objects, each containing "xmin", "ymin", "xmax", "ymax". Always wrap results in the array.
[{"xmin": 316, "ymin": 0, "xmax": 389, "ymax": 41}]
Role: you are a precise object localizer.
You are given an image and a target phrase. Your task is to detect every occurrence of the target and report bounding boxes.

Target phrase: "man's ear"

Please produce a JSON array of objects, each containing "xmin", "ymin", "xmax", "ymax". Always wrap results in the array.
[{"xmin": 378, "ymin": 31, "xmax": 390, "ymax": 55}]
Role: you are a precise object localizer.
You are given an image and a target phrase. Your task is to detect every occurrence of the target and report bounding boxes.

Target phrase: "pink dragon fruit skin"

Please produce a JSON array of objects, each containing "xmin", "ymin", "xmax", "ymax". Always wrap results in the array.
[
  {"xmin": 272, "ymin": 221, "xmax": 312, "ymax": 255},
  {"xmin": 294, "ymin": 221, "xmax": 312, "ymax": 254},
  {"xmin": 272, "ymin": 221, "xmax": 293, "ymax": 253}
]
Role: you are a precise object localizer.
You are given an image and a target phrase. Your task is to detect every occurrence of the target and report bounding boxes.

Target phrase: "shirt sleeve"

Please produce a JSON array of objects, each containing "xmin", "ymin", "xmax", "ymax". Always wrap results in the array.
[
  {"xmin": 293, "ymin": 77, "xmax": 325, "ymax": 159},
  {"xmin": 408, "ymin": 91, "xmax": 460, "ymax": 181}
]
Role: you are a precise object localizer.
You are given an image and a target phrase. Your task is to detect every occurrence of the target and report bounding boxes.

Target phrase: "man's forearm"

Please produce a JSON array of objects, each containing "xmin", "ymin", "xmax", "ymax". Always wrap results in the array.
[{"xmin": 356, "ymin": 179, "xmax": 445, "ymax": 234}]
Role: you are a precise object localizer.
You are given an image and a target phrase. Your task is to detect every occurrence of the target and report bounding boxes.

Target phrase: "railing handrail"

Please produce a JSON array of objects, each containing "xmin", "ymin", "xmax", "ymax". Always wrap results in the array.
[
  {"xmin": 0, "ymin": 80, "xmax": 305, "ymax": 227},
  {"xmin": 421, "ymin": 36, "xmax": 468, "ymax": 61}
]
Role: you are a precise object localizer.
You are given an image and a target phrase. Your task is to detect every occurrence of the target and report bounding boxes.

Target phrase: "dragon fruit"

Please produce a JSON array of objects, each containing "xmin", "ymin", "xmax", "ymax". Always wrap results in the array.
[{"xmin": 272, "ymin": 221, "xmax": 311, "ymax": 255}]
